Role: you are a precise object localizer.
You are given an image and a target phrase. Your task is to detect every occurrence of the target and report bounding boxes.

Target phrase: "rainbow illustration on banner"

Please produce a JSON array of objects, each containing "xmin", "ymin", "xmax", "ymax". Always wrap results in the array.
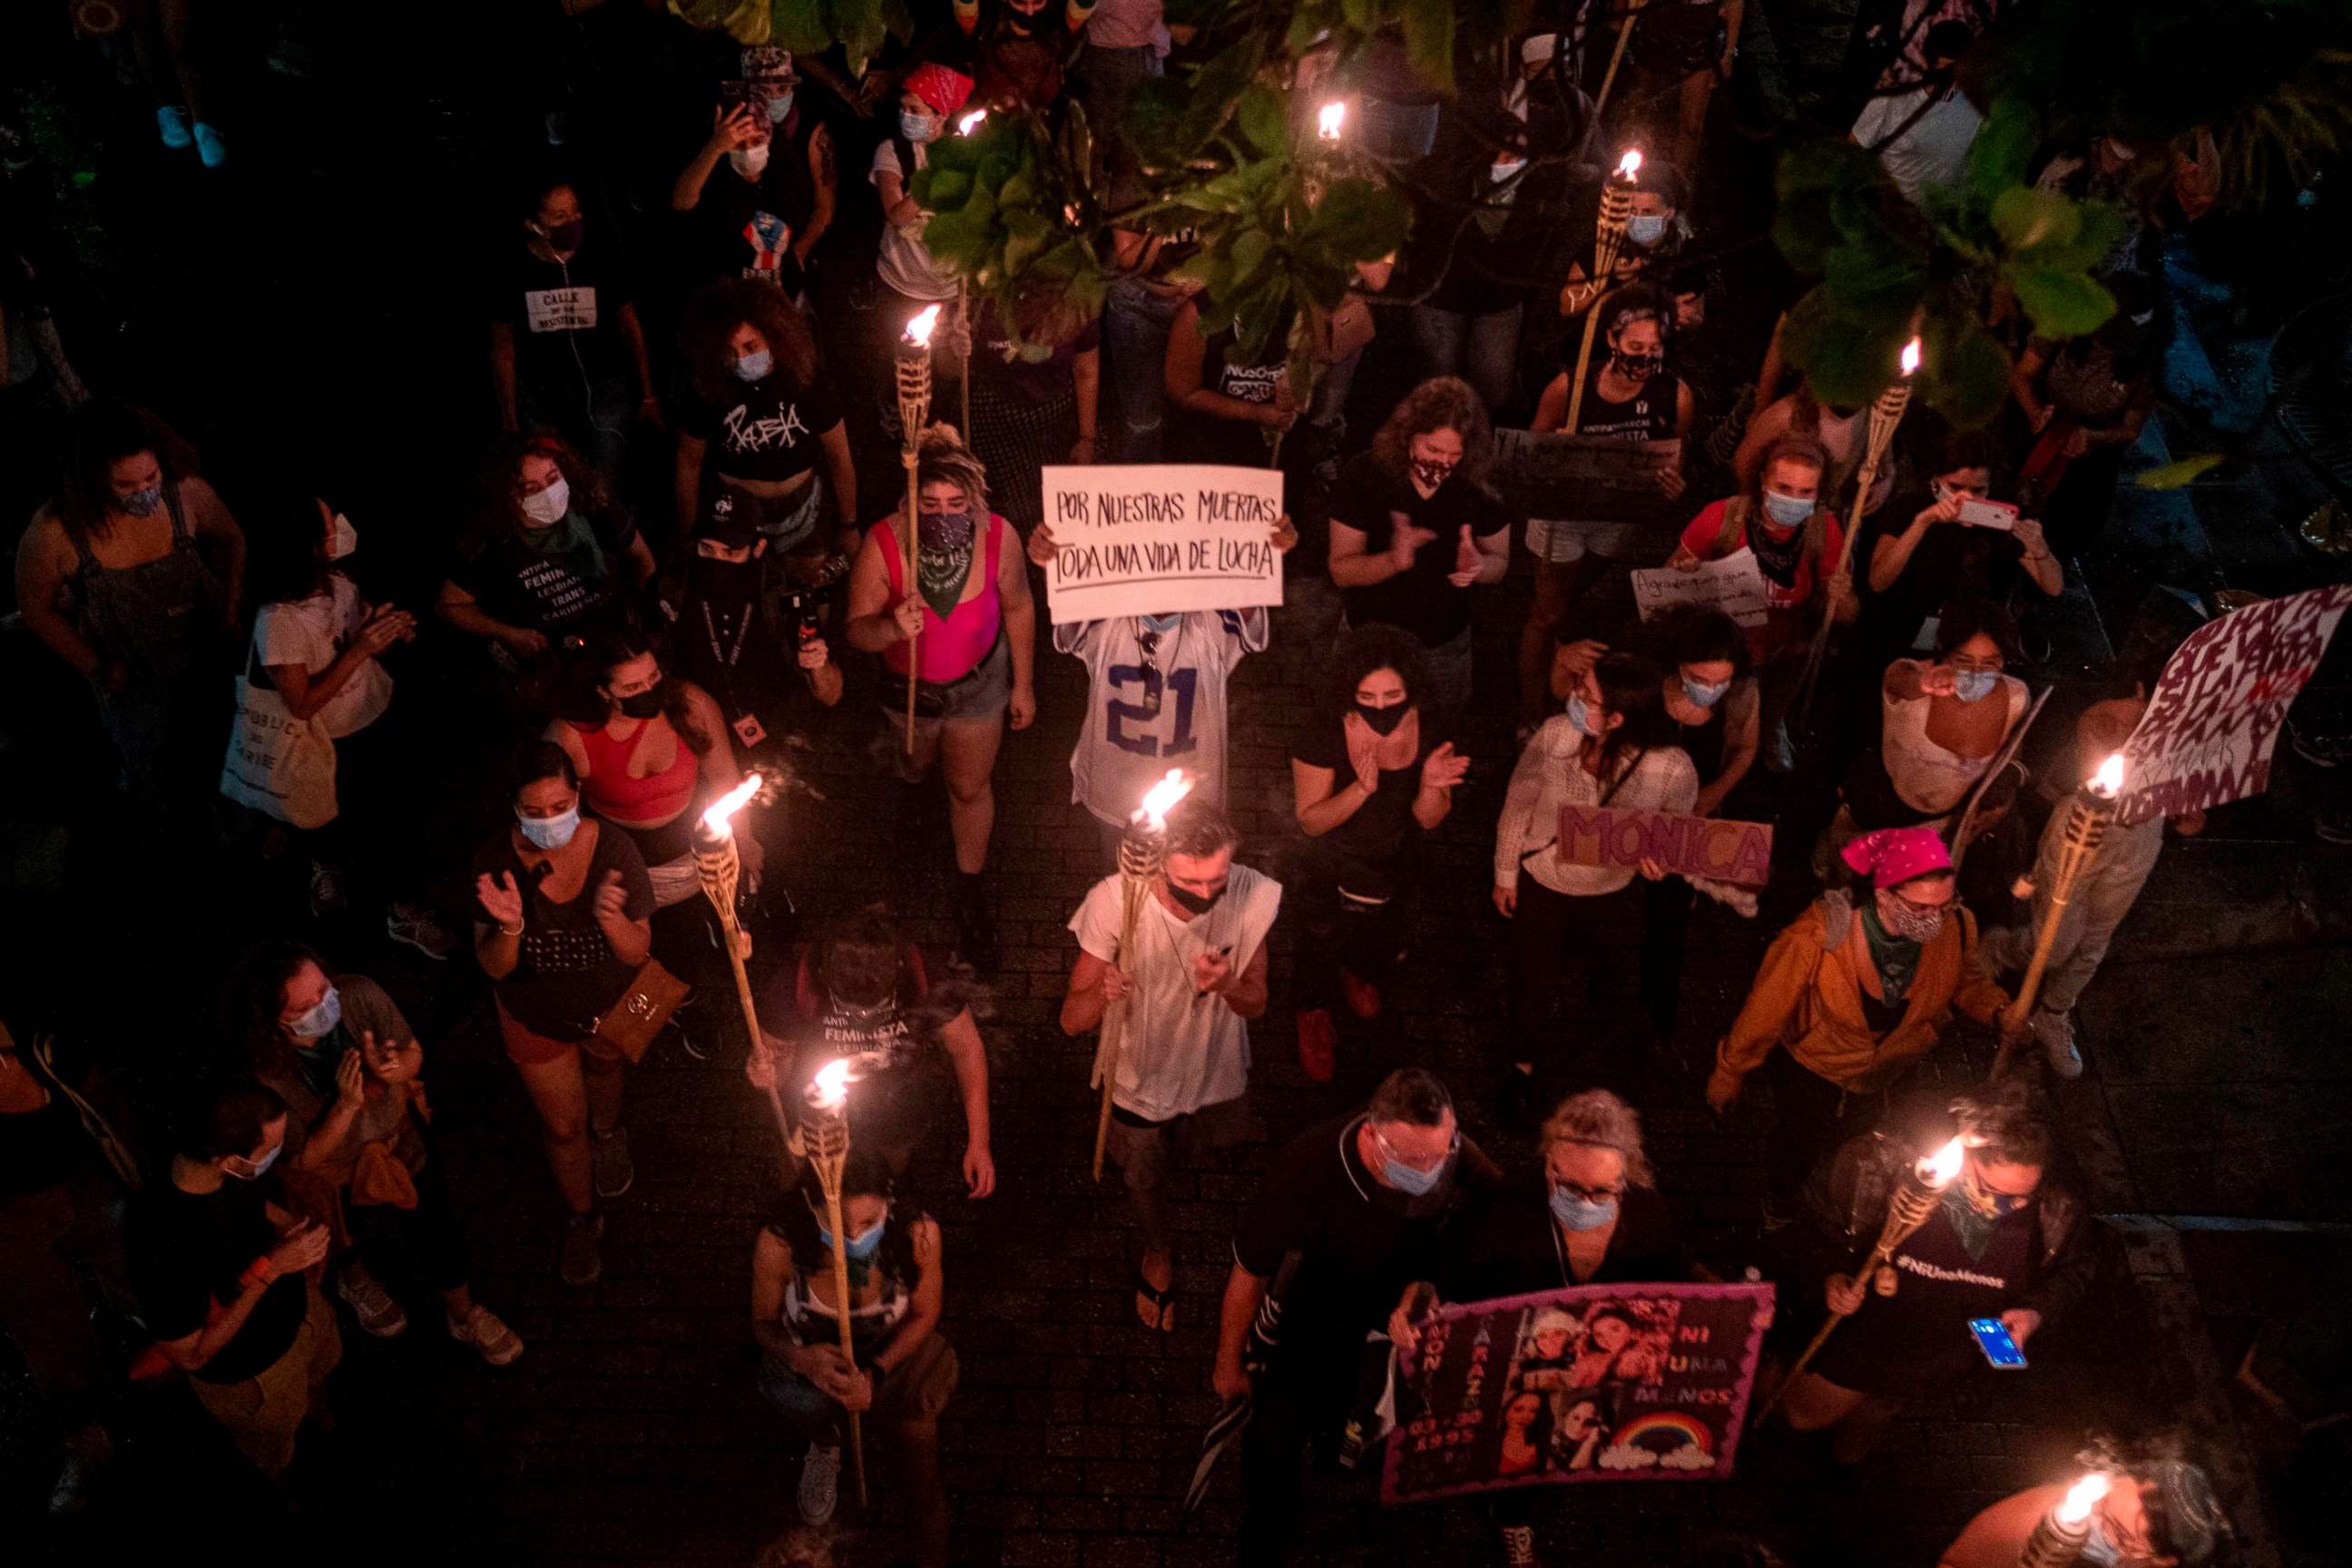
[{"xmin": 1598, "ymin": 1412, "xmax": 1715, "ymax": 1472}]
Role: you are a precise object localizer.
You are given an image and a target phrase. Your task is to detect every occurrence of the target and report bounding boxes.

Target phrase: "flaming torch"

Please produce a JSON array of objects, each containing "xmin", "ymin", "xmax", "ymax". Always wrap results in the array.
[
  {"xmin": 1563, "ymin": 149, "xmax": 1642, "ymax": 431},
  {"xmin": 1795, "ymin": 334, "xmax": 1923, "ymax": 730},
  {"xmin": 1316, "ymin": 102, "xmax": 1346, "ymax": 142},
  {"xmin": 1995, "ymin": 752, "xmax": 2126, "ymax": 1075},
  {"xmin": 897, "ymin": 304, "xmax": 943, "ymax": 754},
  {"xmin": 1757, "ymin": 1133, "xmax": 1967, "ymax": 1421},
  {"xmin": 807, "ymin": 1057, "xmax": 869, "ymax": 1510},
  {"xmin": 1091, "ymin": 769, "xmax": 1195, "ymax": 1181},
  {"xmin": 954, "ymin": 110, "xmax": 986, "ymax": 442},
  {"xmin": 692, "ymin": 775, "xmax": 793, "ymax": 1149},
  {"xmin": 2014, "ymin": 1473, "xmax": 2113, "ymax": 1568}
]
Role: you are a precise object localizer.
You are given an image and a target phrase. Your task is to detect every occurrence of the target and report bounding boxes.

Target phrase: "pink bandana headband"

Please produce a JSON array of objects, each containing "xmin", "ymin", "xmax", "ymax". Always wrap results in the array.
[{"xmin": 1841, "ymin": 827, "xmax": 1951, "ymax": 888}]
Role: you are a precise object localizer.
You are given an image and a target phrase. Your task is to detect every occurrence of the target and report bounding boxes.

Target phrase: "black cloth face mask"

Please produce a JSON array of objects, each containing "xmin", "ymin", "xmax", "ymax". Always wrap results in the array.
[
  {"xmin": 1355, "ymin": 701, "xmax": 1410, "ymax": 736},
  {"xmin": 1166, "ymin": 881, "xmax": 1225, "ymax": 916}
]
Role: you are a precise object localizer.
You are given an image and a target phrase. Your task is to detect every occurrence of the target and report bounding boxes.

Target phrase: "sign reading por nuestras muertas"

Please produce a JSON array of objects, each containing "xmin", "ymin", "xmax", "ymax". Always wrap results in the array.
[
  {"xmin": 2116, "ymin": 585, "xmax": 2352, "ymax": 827},
  {"xmin": 1381, "ymin": 1282, "xmax": 1774, "ymax": 1504},
  {"xmin": 1041, "ymin": 465, "xmax": 1285, "ymax": 624},
  {"xmin": 1557, "ymin": 806, "xmax": 1775, "ymax": 887}
]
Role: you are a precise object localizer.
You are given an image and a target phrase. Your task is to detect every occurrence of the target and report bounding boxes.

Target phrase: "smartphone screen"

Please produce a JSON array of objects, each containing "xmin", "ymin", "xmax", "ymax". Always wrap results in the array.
[
  {"xmin": 1956, "ymin": 498, "xmax": 2018, "ymax": 531},
  {"xmin": 1967, "ymin": 1317, "xmax": 2028, "ymax": 1368}
]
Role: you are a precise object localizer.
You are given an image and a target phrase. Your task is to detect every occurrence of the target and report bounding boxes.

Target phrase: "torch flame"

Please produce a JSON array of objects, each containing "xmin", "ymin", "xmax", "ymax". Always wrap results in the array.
[
  {"xmin": 1136, "ymin": 769, "xmax": 1194, "ymax": 831},
  {"xmin": 905, "ymin": 304, "xmax": 943, "ymax": 347},
  {"xmin": 2090, "ymin": 752, "xmax": 2127, "ymax": 799},
  {"xmin": 700, "ymin": 773, "xmax": 763, "ymax": 837},
  {"xmin": 2057, "ymin": 1473, "xmax": 2112, "ymax": 1527},
  {"xmin": 811, "ymin": 1058, "xmax": 851, "ymax": 1113},
  {"xmin": 1616, "ymin": 148, "xmax": 1642, "ymax": 181},
  {"xmin": 1317, "ymin": 102, "xmax": 1346, "ymax": 141},
  {"xmin": 957, "ymin": 109, "xmax": 987, "ymax": 136},
  {"xmin": 1900, "ymin": 337, "xmax": 1923, "ymax": 377},
  {"xmin": 1920, "ymin": 1136, "xmax": 1966, "ymax": 1188}
]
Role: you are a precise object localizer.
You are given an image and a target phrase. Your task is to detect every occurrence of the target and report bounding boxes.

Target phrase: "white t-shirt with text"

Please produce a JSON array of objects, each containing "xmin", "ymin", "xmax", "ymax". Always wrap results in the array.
[
  {"xmin": 1055, "ymin": 609, "xmax": 1267, "ymax": 828},
  {"xmin": 256, "ymin": 575, "xmax": 393, "ymax": 739}
]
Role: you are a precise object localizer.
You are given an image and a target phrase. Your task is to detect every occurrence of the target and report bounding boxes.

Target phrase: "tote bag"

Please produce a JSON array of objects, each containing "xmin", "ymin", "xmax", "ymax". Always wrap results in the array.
[{"xmin": 220, "ymin": 634, "xmax": 339, "ymax": 828}]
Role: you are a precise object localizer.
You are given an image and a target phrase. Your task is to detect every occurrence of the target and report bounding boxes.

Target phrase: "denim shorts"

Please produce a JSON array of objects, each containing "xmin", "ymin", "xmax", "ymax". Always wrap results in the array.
[{"xmin": 882, "ymin": 633, "xmax": 1011, "ymax": 730}]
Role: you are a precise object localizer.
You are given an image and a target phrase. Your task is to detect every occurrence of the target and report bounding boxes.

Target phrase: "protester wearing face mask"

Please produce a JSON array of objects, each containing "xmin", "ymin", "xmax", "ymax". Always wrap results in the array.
[
  {"xmin": 1328, "ymin": 377, "xmax": 1514, "ymax": 722},
  {"xmin": 438, "ymin": 436, "xmax": 656, "ymax": 677},
  {"xmin": 1394, "ymin": 1088, "xmax": 1697, "ymax": 1567},
  {"xmin": 2010, "ymin": 272, "xmax": 2161, "ymax": 563},
  {"xmin": 1941, "ymin": 1433, "xmax": 2234, "ymax": 1568},
  {"xmin": 1289, "ymin": 627, "xmax": 1466, "ymax": 1082},
  {"xmin": 1734, "ymin": 385, "xmax": 1899, "ymax": 522},
  {"xmin": 751, "ymin": 1152, "xmax": 957, "ymax": 1556},
  {"xmin": 491, "ymin": 177, "xmax": 660, "ymax": 487},
  {"xmin": 671, "ymin": 64, "xmax": 836, "ymax": 300},
  {"xmin": 1708, "ymin": 828, "xmax": 2024, "ymax": 1226},
  {"xmin": 870, "ymin": 64, "xmax": 975, "ymax": 432},
  {"xmin": 222, "ymin": 943, "xmax": 521, "ymax": 1365},
  {"xmin": 1062, "ymin": 799, "xmax": 1279, "ymax": 1334},
  {"xmin": 1556, "ymin": 163, "xmax": 1688, "ymax": 323},
  {"xmin": 1835, "ymin": 603, "xmax": 2030, "ymax": 859},
  {"xmin": 1780, "ymin": 1083, "xmax": 2088, "ymax": 1463},
  {"xmin": 676, "ymin": 280, "xmax": 858, "ymax": 571},
  {"xmin": 655, "ymin": 488, "xmax": 843, "ymax": 758},
  {"xmin": 16, "ymin": 399, "xmax": 243, "ymax": 805},
  {"xmin": 746, "ymin": 904, "xmax": 996, "ymax": 1198},
  {"xmin": 1220, "ymin": 1069, "xmax": 1501, "ymax": 1566},
  {"xmin": 126, "ymin": 1078, "xmax": 338, "ymax": 1481},
  {"xmin": 473, "ymin": 742, "xmax": 656, "ymax": 1287},
  {"xmin": 962, "ymin": 283, "xmax": 1103, "ymax": 534}
]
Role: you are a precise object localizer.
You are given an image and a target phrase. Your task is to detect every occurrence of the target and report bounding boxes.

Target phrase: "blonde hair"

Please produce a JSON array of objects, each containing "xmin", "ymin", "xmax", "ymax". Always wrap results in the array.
[
  {"xmin": 1540, "ymin": 1089, "xmax": 1654, "ymax": 1187},
  {"xmin": 912, "ymin": 424, "xmax": 991, "ymax": 517}
]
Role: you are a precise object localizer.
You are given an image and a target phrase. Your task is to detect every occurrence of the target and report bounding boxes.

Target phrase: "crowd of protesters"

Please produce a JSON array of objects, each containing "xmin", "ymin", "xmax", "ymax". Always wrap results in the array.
[{"xmin": 0, "ymin": 1, "xmax": 2280, "ymax": 1565}]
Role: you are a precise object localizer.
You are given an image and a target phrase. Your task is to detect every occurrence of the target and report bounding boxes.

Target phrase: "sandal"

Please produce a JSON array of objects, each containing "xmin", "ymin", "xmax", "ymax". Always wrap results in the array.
[{"xmin": 1133, "ymin": 1266, "xmax": 1176, "ymax": 1334}]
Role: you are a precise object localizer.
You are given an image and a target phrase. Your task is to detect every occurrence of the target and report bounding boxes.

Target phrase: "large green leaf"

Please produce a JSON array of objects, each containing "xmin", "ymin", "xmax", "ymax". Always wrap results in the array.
[
  {"xmin": 2015, "ymin": 198, "xmax": 2125, "ymax": 275},
  {"xmin": 1989, "ymin": 185, "xmax": 2079, "ymax": 252},
  {"xmin": 1400, "ymin": 0, "xmax": 1458, "ymax": 89},
  {"xmin": 1965, "ymin": 97, "xmax": 2041, "ymax": 199},
  {"xmin": 1308, "ymin": 179, "xmax": 1412, "ymax": 261},
  {"xmin": 1235, "ymin": 86, "xmax": 1289, "ymax": 159},
  {"xmin": 1921, "ymin": 318, "xmax": 2013, "ymax": 429},
  {"xmin": 2004, "ymin": 264, "xmax": 2117, "ymax": 338}
]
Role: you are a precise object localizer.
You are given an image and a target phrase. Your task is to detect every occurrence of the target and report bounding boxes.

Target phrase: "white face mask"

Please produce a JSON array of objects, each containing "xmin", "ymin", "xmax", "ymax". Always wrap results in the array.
[
  {"xmin": 327, "ymin": 513, "xmax": 358, "ymax": 560},
  {"xmin": 729, "ymin": 144, "xmax": 771, "ymax": 180},
  {"xmin": 519, "ymin": 475, "xmax": 571, "ymax": 527}
]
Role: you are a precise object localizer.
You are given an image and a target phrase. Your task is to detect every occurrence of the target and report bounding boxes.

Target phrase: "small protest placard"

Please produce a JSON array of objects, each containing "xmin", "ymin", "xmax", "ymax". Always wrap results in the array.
[
  {"xmin": 1041, "ymin": 464, "xmax": 1285, "ymax": 624},
  {"xmin": 1382, "ymin": 1282, "xmax": 1773, "ymax": 1504},
  {"xmin": 1556, "ymin": 805, "xmax": 1774, "ymax": 887},
  {"xmin": 1491, "ymin": 429, "xmax": 1681, "ymax": 527},
  {"xmin": 1631, "ymin": 549, "xmax": 1770, "ymax": 628},
  {"xmin": 524, "ymin": 286, "xmax": 598, "ymax": 334},
  {"xmin": 2117, "ymin": 584, "xmax": 2352, "ymax": 826}
]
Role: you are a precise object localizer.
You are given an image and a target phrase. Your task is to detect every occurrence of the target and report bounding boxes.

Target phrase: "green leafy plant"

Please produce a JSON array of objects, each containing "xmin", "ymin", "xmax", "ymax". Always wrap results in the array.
[{"xmin": 667, "ymin": 0, "xmax": 913, "ymax": 78}]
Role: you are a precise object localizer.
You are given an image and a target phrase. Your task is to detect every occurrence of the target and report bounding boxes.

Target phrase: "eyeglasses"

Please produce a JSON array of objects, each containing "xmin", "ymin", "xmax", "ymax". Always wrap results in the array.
[
  {"xmin": 1548, "ymin": 1174, "xmax": 1627, "ymax": 1203},
  {"xmin": 1369, "ymin": 1123, "xmax": 1459, "ymax": 1174}
]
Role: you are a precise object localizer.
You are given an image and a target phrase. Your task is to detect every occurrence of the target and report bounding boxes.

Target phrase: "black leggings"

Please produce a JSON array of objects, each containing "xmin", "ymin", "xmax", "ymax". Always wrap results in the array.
[
  {"xmin": 1505, "ymin": 878, "xmax": 1644, "ymax": 1063},
  {"xmin": 1294, "ymin": 841, "xmax": 1412, "ymax": 1012}
]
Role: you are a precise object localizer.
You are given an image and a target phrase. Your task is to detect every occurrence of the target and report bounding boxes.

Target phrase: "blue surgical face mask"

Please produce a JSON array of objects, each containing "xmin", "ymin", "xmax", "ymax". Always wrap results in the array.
[
  {"xmin": 288, "ymin": 985, "xmax": 342, "ymax": 1041},
  {"xmin": 1549, "ymin": 1183, "xmax": 1619, "ymax": 1232},
  {"xmin": 119, "ymin": 484, "xmax": 166, "ymax": 517},
  {"xmin": 227, "ymin": 1144, "xmax": 281, "ymax": 1181},
  {"xmin": 2078, "ymin": 1515, "xmax": 2122, "ymax": 1568},
  {"xmin": 1563, "ymin": 693, "xmax": 1596, "ymax": 737},
  {"xmin": 1382, "ymin": 1157, "xmax": 1446, "ymax": 1197},
  {"xmin": 517, "ymin": 804, "xmax": 581, "ymax": 850},
  {"xmin": 901, "ymin": 110, "xmax": 939, "ymax": 143},
  {"xmin": 735, "ymin": 348, "xmax": 774, "ymax": 383},
  {"xmin": 819, "ymin": 1217, "xmax": 889, "ymax": 1261},
  {"xmin": 1952, "ymin": 669, "xmax": 2000, "ymax": 703},
  {"xmin": 766, "ymin": 91, "xmax": 794, "ymax": 124},
  {"xmin": 1761, "ymin": 490, "xmax": 1813, "ymax": 530},
  {"xmin": 1682, "ymin": 675, "xmax": 1730, "ymax": 709},
  {"xmin": 1626, "ymin": 213, "xmax": 1668, "ymax": 248}
]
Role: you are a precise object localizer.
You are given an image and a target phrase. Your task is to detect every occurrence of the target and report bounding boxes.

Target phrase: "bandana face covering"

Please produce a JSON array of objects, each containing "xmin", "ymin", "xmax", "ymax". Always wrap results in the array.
[
  {"xmin": 915, "ymin": 510, "xmax": 977, "ymax": 622},
  {"xmin": 1410, "ymin": 458, "xmax": 1455, "ymax": 489}
]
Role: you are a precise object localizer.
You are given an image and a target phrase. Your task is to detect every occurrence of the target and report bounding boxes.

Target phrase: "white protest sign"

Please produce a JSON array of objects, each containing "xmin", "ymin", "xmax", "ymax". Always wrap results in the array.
[
  {"xmin": 2115, "ymin": 584, "xmax": 2352, "ymax": 826},
  {"xmin": 524, "ymin": 286, "xmax": 598, "ymax": 333},
  {"xmin": 1041, "ymin": 464, "xmax": 1285, "ymax": 624},
  {"xmin": 1631, "ymin": 549, "xmax": 1770, "ymax": 628}
]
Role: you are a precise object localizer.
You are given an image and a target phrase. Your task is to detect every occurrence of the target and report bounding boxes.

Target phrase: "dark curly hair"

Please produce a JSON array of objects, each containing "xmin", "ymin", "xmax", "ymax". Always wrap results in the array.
[
  {"xmin": 1657, "ymin": 606, "xmax": 1750, "ymax": 681},
  {"xmin": 682, "ymin": 278, "xmax": 820, "ymax": 412},
  {"xmin": 52, "ymin": 400, "xmax": 185, "ymax": 550},
  {"xmin": 1369, "ymin": 377, "xmax": 1494, "ymax": 491},
  {"xmin": 1932, "ymin": 596, "xmax": 2021, "ymax": 664},
  {"xmin": 474, "ymin": 432, "xmax": 613, "ymax": 552},
  {"xmin": 1592, "ymin": 649, "xmax": 1667, "ymax": 766},
  {"xmin": 216, "ymin": 940, "xmax": 329, "ymax": 1086},
  {"xmin": 1322, "ymin": 622, "xmax": 1433, "ymax": 720},
  {"xmin": 2073, "ymin": 1431, "xmax": 2235, "ymax": 1567},
  {"xmin": 1952, "ymin": 1078, "xmax": 2053, "ymax": 1170}
]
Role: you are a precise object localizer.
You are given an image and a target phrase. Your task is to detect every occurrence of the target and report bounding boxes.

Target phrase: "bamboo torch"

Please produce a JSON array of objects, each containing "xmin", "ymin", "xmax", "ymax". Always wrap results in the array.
[
  {"xmin": 1793, "ymin": 334, "xmax": 1920, "ymax": 730},
  {"xmin": 1563, "ymin": 149, "xmax": 1642, "ymax": 432},
  {"xmin": 1091, "ymin": 769, "xmax": 1195, "ymax": 1182},
  {"xmin": 897, "ymin": 304, "xmax": 943, "ymax": 753},
  {"xmin": 1994, "ymin": 752, "xmax": 2125, "ymax": 1076},
  {"xmin": 2016, "ymin": 1473, "xmax": 2112, "ymax": 1568},
  {"xmin": 691, "ymin": 775, "xmax": 797, "ymax": 1152},
  {"xmin": 955, "ymin": 110, "xmax": 986, "ymax": 443},
  {"xmin": 1755, "ymin": 1133, "xmax": 1966, "ymax": 1421},
  {"xmin": 807, "ymin": 1058, "xmax": 869, "ymax": 1510}
]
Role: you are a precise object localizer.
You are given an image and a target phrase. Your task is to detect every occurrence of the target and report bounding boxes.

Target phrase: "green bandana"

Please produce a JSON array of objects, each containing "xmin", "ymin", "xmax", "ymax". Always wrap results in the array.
[
  {"xmin": 913, "ymin": 511, "xmax": 976, "ymax": 622},
  {"xmin": 1857, "ymin": 899, "xmax": 1922, "ymax": 1008}
]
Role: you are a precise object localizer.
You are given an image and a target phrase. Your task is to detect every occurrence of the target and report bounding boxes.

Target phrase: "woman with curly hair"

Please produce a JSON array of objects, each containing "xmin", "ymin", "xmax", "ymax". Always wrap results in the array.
[
  {"xmin": 844, "ymin": 426, "xmax": 1036, "ymax": 971},
  {"xmin": 675, "ymin": 279, "xmax": 858, "ymax": 566},
  {"xmin": 1327, "ymin": 377, "xmax": 1513, "ymax": 721},
  {"xmin": 1287, "ymin": 625, "xmax": 1467, "ymax": 1082}
]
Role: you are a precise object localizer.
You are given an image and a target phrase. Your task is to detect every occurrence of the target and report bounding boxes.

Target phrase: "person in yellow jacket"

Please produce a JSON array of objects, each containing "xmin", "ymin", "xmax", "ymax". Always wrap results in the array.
[{"xmin": 1705, "ymin": 826, "xmax": 2027, "ymax": 1224}]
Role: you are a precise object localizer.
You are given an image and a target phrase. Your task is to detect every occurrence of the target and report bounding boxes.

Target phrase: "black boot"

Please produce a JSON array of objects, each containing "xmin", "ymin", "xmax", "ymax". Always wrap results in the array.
[{"xmin": 953, "ymin": 872, "xmax": 999, "ymax": 973}]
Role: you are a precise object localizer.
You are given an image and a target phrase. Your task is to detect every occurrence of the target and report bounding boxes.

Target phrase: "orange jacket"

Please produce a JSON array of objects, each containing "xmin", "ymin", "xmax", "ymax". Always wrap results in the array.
[{"xmin": 1710, "ymin": 894, "xmax": 2008, "ymax": 1098}]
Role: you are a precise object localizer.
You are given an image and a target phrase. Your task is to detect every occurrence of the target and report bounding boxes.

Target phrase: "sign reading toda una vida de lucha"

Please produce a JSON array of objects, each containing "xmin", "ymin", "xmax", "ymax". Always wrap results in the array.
[
  {"xmin": 1556, "ymin": 805, "xmax": 1774, "ymax": 887},
  {"xmin": 1381, "ymin": 1282, "xmax": 1774, "ymax": 1504},
  {"xmin": 1040, "ymin": 464, "xmax": 1285, "ymax": 624},
  {"xmin": 2116, "ymin": 584, "xmax": 2352, "ymax": 827}
]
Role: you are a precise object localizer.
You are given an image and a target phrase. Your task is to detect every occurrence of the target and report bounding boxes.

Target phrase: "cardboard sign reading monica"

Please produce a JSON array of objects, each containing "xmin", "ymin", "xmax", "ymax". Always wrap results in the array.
[
  {"xmin": 1556, "ymin": 805, "xmax": 1774, "ymax": 887},
  {"xmin": 2117, "ymin": 584, "xmax": 2352, "ymax": 827},
  {"xmin": 1042, "ymin": 464, "xmax": 1285, "ymax": 624},
  {"xmin": 1631, "ymin": 549, "xmax": 1771, "ymax": 628},
  {"xmin": 1491, "ymin": 428, "xmax": 1682, "ymax": 528},
  {"xmin": 1382, "ymin": 1281, "xmax": 1774, "ymax": 1504}
]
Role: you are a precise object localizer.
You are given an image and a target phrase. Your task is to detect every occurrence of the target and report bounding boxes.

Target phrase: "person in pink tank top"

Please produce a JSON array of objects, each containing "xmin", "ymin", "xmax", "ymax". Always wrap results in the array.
[{"xmin": 845, "ymin": 426, "xmax": 1037, "ymax": 972}]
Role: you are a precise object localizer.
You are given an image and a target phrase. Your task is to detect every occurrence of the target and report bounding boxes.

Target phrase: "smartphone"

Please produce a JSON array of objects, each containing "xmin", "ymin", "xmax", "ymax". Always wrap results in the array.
[
  {"xmin": 717, "ymin": 79, "xmax": 775, "ymax": 145},
  {"xmin": 1966, "ymin": 1317, "xmax": 2028, "ymax": 1369},
  {"xmin": 1956, "ymin": 497, "xmax": 2018, "ymax": 531}
]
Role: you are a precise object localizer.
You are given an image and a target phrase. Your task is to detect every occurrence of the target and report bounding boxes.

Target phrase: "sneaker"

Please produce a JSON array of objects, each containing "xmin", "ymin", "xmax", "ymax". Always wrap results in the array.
[
  {"xmin": 309, "ymin": 858, "xmax": 348, "ymax": 916},
  {"xmin": 2034, "ymin": 1007, "xmax": 2083, "ymax": 1079},
  {"xmin": 560, "ymin": 1211, "xmax": 604, "ymax": 1287},
  {"xmin": 1296, "ymin": 1007, "xmax": 1338, "ymax": 1083},
  {"xmin": 797, "ymin": 1442, "xmax": 842, "ymax": 1525},
  {"xmin": 673, "ymin": 995, "xmax": 713, "ymax": 1063},
  {"xmin": 1338, "ymin": 970, "xmax": 1382, "ymax": 1022},
  {"xmin": 1764, "ymin": 717, "xmax": 1798, "ymax": 775},
  {"xmin": 157, "ymin": 105, "xmax": 192, "ymax": 149},
  {"xmin": 1500, "ymin": 1524, "xmax": 1537, "ymax": 1568},
  {"xmin": 2291, "ymin": 720, "xmax": 2350, "ymax": 769},
  {"xmin": 447, "ymin": 1303, "xmax": 525, "ymax": 1366},
  {"xmin": 336, "ymin": 1268, "xmax": 409, "ymax": 1338},
  {"xmin": 192, "ymin": 122, "xmax": 228, "ymax": 168},
  {"xmin": 590, "ymin": 1125, "xmax": 635, "ymax": 1200},
  {"xmin": 387, "ymin": 902, "xmax": 456, "ymax": 960}
]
